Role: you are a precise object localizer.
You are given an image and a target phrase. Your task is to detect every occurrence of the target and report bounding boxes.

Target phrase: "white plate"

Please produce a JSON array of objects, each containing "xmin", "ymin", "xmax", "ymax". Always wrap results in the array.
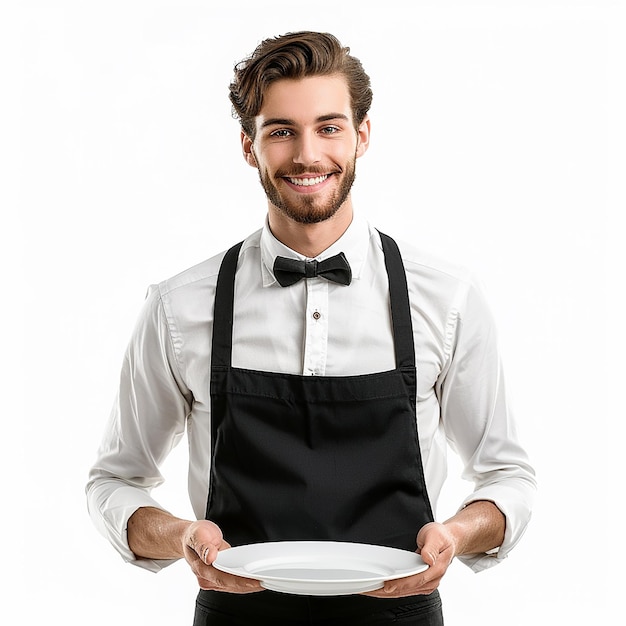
[{"xmin": 212, "ymin": 540, "xmax": 428, "ymax": 596}]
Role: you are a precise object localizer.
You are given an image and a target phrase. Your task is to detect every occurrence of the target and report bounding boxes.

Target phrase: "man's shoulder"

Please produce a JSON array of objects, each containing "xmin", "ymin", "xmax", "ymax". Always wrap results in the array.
[
  {"xmin": 155, "ymin": 229, "xmax": 262, "ymax": 298},
  {"xmin": 372, "ymin": 226, "xmax": 474, "ymax": 287},
  {"xmin": 367, "ymin": 226, "xmax": 485, "ymax": 320}
]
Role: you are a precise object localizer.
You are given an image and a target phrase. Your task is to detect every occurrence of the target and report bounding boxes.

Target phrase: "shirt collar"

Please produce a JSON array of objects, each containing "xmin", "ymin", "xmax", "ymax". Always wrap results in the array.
[{"xmin": 260, "ymin": 214, "xmax": 370, "ymax": 287}]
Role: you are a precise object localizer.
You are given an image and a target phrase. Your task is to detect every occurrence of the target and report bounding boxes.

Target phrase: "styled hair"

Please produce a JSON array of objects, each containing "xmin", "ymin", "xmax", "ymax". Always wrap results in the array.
[{"xmin": 229, "ymin": 31, "xmax": 373, "ymax": 139}]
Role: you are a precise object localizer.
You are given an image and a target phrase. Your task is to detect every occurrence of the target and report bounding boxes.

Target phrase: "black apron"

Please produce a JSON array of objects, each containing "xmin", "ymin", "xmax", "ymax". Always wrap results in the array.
[{"xmin": 195, "ymin": 233, "xmax": 443, "ymax": 625}]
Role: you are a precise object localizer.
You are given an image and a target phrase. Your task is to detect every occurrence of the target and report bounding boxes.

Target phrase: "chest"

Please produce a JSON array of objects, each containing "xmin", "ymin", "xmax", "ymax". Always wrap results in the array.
[{"xmin": 232, "ymin": 270, "xmax": 396, "ymax": 376}]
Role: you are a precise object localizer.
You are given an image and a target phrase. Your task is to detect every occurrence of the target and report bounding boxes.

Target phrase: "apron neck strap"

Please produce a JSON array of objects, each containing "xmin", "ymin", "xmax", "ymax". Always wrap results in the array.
[
  {"xmin": 211, "ymin": 233, "xmax": 416, "ymax": 371},
  {"xmin": 211, "ymin": 241, "xmax": 243, "ymax": 368},
  {"xmin": 377, "ymin": 231, "xmax": 416, "ymax": 370}
]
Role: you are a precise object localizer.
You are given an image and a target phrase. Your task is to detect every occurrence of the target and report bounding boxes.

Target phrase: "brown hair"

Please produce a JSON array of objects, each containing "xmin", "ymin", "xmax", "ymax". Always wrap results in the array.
[{"xmin": 229, "ymin": 31, "xmax": 373, "ymax": 139}]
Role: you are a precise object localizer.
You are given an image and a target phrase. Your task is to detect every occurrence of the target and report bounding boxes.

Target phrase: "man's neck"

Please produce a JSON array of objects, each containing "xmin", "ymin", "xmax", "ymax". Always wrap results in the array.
[{"xmin": 267, "ymin": 202, "xmax": 354, "ymax": 258}]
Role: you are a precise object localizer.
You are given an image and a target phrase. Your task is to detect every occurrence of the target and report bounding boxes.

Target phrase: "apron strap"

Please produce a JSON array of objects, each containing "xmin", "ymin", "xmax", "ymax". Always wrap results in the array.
[
  {"xmin": 378, "ymin": 231, "xmax": 416, "ymax": 370},
  {"xmin": 211, "ymin": 233, "xmax": 416, "ymax": 371},
  {"xmin": 211, "ymin": 241, "xmax": 243, "ymax": 368}
]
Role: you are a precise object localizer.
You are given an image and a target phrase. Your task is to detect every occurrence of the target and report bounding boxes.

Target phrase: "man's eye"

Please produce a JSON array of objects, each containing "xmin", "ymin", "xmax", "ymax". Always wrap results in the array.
[
  {"xmin": 270, "ymin": 129, "xmax": 292, "ymax": 137},
  {"xmin": 320, "ymin": 126, "xmax": 340, "ymax": 135}
]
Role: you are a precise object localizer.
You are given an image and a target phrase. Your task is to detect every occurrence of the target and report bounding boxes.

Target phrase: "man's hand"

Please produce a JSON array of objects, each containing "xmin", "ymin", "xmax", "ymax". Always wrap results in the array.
[
  {"xmin": 127, "ymin": 507, "xmax": 263, "ymax": 594},
  {"xmin": 182, "ymin": 520, "xmax": 263, "ymax": 594},
  {"xmin": 364, "ymin": 522, "xmax": 455, "ymax": 598},
  {"xmin": 364, "ymin": 501, "xmax": 505, "ymax": 598}
]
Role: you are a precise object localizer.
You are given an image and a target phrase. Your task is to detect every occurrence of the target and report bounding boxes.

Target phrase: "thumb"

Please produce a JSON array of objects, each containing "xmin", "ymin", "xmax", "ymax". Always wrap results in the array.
[
  {"xmin": 416, "ymin": 522, "xmax": 441, "ymax": 567},
  {"xmin": 184, "ymin": 520, "xmax": 225, "ymax": 565},
  {"xmin": 419, "ymin": 543, "xmax": 438, "ymax": 568}
]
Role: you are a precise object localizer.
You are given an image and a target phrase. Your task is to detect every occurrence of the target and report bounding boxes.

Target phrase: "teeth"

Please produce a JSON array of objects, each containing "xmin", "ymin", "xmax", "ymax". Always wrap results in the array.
[{"xmin": 287, "ymin": 175, "xmax": 329, "ymax": 186}]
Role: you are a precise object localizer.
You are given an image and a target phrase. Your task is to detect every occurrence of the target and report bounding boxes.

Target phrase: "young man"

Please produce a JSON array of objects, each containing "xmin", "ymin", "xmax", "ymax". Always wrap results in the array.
[{"xmin": 87, "ymin": 32, "xmax": 536, "ymax": 625}]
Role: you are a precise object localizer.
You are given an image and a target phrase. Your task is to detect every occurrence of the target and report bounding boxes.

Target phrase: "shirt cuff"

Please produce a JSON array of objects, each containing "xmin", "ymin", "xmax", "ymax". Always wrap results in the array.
[
  {"xmin": 457, "ymin": 478, "xmax": 535, "ymax": 573},
  {"xmin": 87, "ymin": 483, "xmax": 180, "ymax": 573}
]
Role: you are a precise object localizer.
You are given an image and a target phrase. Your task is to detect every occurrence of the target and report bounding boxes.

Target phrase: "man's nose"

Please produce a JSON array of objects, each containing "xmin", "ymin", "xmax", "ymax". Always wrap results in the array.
[{"xmin": 292, "ymin": 133, "xmax": 321, "ymax": 166}]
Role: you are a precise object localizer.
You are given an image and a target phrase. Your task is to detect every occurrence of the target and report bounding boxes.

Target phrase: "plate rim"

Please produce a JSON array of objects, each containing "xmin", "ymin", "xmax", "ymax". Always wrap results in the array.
[{"xmin": 212, "ymin": 540, "xmax": 428, "ymax": 585}]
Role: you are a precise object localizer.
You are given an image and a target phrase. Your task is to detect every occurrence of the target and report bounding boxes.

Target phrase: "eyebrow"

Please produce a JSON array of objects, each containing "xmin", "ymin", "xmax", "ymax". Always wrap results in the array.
[{"xmin": 260, "ymin": 113, "xmax": 350, "ymax": 129}]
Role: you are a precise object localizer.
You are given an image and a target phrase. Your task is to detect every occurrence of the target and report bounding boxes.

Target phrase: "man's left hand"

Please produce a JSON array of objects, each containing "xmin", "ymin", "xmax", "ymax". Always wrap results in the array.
[{"xmin": 363, "ymin": 522, "xmax": 455, "ymax": 598}]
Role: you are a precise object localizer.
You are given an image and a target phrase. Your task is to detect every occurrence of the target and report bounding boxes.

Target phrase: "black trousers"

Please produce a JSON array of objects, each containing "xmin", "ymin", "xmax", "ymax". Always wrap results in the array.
[{"xmin": 194, "ymin": 590, "xmax": 444, "ymax": 625}]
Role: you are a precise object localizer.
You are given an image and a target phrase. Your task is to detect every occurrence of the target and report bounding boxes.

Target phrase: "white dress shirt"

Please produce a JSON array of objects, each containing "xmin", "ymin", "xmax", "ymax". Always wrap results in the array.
[{"xmin": 86, "ymin": 214, "xmax": 536, "ymax": 574}]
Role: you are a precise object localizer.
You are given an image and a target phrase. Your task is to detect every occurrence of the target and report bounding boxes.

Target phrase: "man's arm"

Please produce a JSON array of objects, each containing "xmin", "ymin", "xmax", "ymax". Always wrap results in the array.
[
  {"xmin": 86, "ymin": 288, "xmax": 194, "ymax": 571},
  {"xmin": 437, "ymin": 499, "xmax": 505, "ymax": 557},
  {"xmin": 127, "ymin": 507, "xmax": 263, "ymax": 594},
  {"xmin": 365, "ymin": 500, "xmax": 505, "ymax": 598},
  {"xmin": 436, "ymin": 277, "xmax": 535, "ymax": 571}
]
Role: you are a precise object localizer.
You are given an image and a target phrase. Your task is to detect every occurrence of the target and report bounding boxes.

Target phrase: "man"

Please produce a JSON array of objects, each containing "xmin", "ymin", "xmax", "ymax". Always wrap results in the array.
[{"xmin": 87, "ymin": 31, "xmax": 536, "ymax": 625}]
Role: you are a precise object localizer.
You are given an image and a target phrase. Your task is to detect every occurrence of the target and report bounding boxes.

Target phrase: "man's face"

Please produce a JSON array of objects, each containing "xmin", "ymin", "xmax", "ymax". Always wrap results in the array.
[{"xmin": 242, "ymin": 74, "xmax": 370, "ymax": 224}]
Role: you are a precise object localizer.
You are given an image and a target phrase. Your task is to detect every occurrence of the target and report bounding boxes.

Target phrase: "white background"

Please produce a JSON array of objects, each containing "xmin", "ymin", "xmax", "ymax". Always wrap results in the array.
[{"xmin": 3, "ymin": 0, "xmax": 623, "ymax": 624}]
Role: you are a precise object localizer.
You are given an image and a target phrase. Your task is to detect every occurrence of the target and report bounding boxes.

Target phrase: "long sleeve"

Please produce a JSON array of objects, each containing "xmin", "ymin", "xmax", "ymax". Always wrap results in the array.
[
  {"xmin": 86, "ymin": 285, "xmax": 192, "ymax": 572},
  {"xmin": 436, "ymin": 277, "xmax": 536, "ymax": 572}
]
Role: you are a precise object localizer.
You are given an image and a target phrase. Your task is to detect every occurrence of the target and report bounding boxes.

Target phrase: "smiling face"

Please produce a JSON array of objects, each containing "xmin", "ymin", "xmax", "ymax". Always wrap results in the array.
[{"xmin": 242, "ymin": 74, "xmax": 370, "ymax": 226}]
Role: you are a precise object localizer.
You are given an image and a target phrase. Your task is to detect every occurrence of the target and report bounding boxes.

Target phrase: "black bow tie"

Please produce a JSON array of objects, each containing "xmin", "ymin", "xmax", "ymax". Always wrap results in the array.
[{"xmin": 273, "ymin": 252, "xmax": 352, "ymax": 287}]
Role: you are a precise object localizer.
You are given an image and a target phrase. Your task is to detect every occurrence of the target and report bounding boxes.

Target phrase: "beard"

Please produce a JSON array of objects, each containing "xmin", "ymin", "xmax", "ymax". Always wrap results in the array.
[{"xmin": 257, "ymin": 155, "xmax": 357, "ymax": 225}]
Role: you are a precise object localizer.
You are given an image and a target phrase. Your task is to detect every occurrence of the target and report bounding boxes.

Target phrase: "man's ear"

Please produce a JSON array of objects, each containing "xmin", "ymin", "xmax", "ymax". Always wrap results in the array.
[
  {"xmin": 241, "ymin": 132, "xmax": 257, "ymax": 168},
  {"xmin": 355, "ymin": 115, "xmax": 371, "ymax": 159}
]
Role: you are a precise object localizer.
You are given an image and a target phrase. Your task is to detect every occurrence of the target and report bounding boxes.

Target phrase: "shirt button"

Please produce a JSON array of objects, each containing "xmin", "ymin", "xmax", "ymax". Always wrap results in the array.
[{"xmin": 312, "ymin": 311, "xmax": 321, "ymax": 320}]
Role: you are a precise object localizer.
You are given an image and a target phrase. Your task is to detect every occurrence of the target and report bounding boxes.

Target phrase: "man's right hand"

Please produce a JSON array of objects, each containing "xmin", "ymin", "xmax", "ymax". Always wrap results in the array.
[
  {"xmin": 128, "ymin": 507, "xmax": 263, "ymax": 594},
  {"xmin": 182, "ymin": 519, "xmax": 263, "ymax": 594}
]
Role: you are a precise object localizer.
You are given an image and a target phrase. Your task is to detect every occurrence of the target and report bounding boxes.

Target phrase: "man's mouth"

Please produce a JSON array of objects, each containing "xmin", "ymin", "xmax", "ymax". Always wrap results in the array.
[{"xmin": 285, "ymin": 174, "xmax": 330, "ymax": 187}]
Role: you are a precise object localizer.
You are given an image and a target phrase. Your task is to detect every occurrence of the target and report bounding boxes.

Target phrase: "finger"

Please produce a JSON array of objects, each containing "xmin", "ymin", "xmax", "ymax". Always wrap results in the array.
[
  {"xmin": 417, "ymin": 528, "xmax": 444, "ymax": 567},
  {"xmin": 197, "ymin": 568, "xmax": 264, "ymax": 594},
  {"xmin": 183, "ymin": 542, "xmax": 263, "ymax": 594},
  {"xmin": 184, "ymin": 540, "xmax": 218, "ymax": 566},
  {"xmin": 198, "ymin": 537, "xmax": 233, "ymax": 565},
  {"xmin": 417, "ymin": 522, "xmax": 456, "ymax": 565},
  {"xmin": 364, "ymin": 580, "xmax": 440, "ymax": 598},
  {"xmin": 419, "ymin": 545, "xmax": 439, "ymax": 568},
  {"xmin": 362, "ymin": 550, "xmax": 454, "ymax": 599},
  {"xmin": 362, "ymin": 571, "xmax": 429, "ymax": 598}
]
